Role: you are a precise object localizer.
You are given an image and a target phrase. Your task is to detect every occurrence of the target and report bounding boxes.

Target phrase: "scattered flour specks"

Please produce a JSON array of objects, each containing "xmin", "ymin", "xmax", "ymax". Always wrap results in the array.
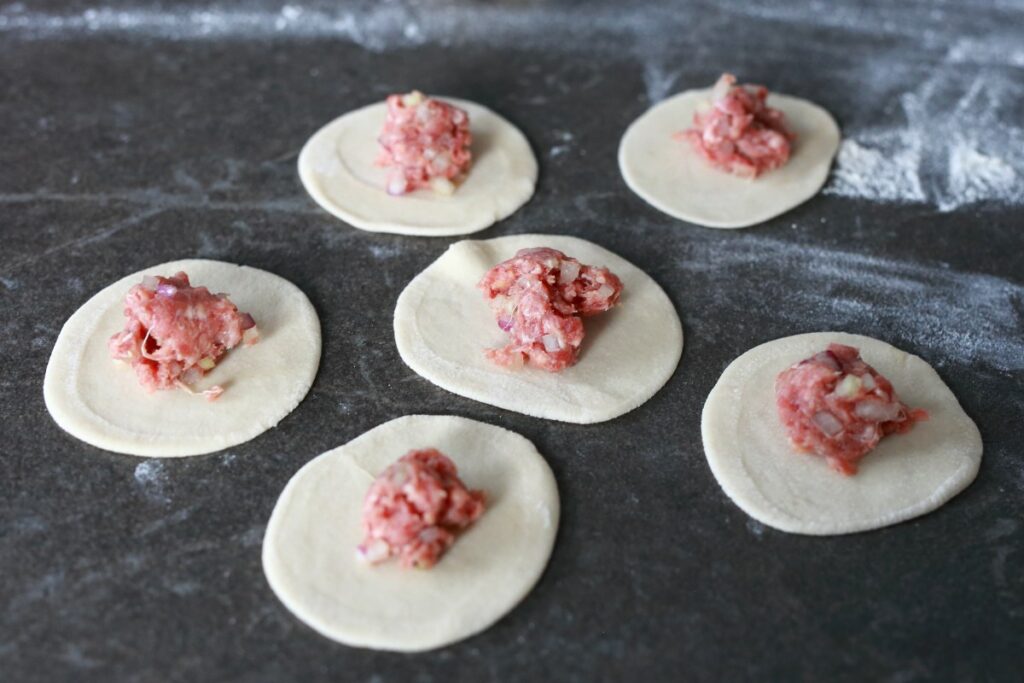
[
  {"xmin": 827, "ymin": 64, "xmax": 1024, "ymax": 211},
  {"xmin": 367, "ymin": 242, "xmax": 403, "ymax": 259},
  {"xmin": 134, "ymin": 460, "xmax": 169, "ymax": 502},
  {"xmin": 642, "ymin": 62, "xmax": 680, "ymax": 104},
  {"xmin": 680, "ymin": 235, "xmax": 1024, "ymax": 374}
]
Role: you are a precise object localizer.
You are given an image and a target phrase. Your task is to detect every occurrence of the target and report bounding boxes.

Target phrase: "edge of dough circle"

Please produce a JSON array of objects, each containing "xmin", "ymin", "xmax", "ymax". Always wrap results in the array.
[
  {"xmin": 262, "ymin": 414, "xmax": 560, "ymax": 652},
  {"xmin": 298, "ymin": 96, "xmax": 538, "ymax": 236},
  {"xmin": 394, "ymin": 233, "xmax": 684, "ymax": 424},
  {"xmin": 618, "ymin": 86, "xmax": 841, "ymax": 229},
  {"xmin": 43, "ymin": 259, "xmax": 322, "ymax": 457},
  {"xmin": 701, "ymin": 331, "xmax": 982, "ymax": 535}
]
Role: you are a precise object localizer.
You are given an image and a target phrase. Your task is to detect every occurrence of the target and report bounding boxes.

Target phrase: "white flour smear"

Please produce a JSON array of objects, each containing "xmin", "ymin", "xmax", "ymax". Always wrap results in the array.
[
  {"xmin": 679, "ymin": 235, "xmax": 1024, "ymax": 375},
  {"xmin": 825, "ymin": 60, "xmax": 1024, "ymax": 211}
]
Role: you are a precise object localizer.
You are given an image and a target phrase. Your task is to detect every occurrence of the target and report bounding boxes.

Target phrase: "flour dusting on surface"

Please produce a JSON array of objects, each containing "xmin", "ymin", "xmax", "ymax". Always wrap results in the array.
[
  {"xmin": 826, "ymin": 58, "xmax": 1024, "ymax": 211},
  {"xmin": 134, "ymin": 460, "xmax": 169, "ymax": 502},
  {"xmin": 679, "ymin": 234, "xmax": 1024, "ymax": 374}
]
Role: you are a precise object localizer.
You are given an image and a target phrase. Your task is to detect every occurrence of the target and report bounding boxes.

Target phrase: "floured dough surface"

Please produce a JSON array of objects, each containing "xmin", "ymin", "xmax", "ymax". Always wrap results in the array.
[
  {"xmin": 701, "ymin": 332, "xmax": 982, "ymax": 534},
  {"xmin": 298, "ymin": 97, "xmax": 538, "ymax": 236},
  {"xmin": 394, "ymin": 234, "xmax": 683, "ymax": 423},
  {"xmin": 619, "ymin": 88, "xmax": 840, "ymax": 229},
  {"xmin": 262, "ymin": 414, "xmax": 559, "ymax": 652},
  {"xmin": 44, "ymin": 259, "xmax": 321, "ymax": 457}
]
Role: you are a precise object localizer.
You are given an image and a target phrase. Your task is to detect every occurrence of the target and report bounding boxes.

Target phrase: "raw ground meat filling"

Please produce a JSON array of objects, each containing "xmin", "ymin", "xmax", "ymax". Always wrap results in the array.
[
  {"xmin": 357, "ymin": 448, "xmax": 486, "ymax": 569},
  {"xmin": 478, "ymin": 247, "xmax": 624, "ymax": 372},
  {"xmin": 377, "ymin": 90, "xmax": 473, "ymax": 196},
  {"xmin": 108, "ymin": 272, "xmax": 257, "ymax": 398},
  {"xmin": 684, "ymin": 73, "xmax": 795, "ymax": 178},
  {"xmin": 775, "ymin": 343, "xmax": 928, "ymax": 475}
]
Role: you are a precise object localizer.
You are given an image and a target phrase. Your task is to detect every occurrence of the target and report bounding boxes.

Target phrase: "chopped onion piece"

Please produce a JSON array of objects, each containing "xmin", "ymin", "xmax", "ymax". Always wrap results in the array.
[
  {"xmin": 202, "ymin": 385, "xmax": 224, "ymax": 402},
  {"xmin": 541, "ymin": 334, "xmax": 561, "ymax": 352},
  {"xmin": 854, "ymin": 400, "xmax": 902, "ymax": 422},
  {"xmin": 834, "ymin": 374, "xmax": 862, "ymax": 398},
  {"xmin": 198, "ymin": 357, "xmax": 216, "ymax": 370},
  {"xmin": 243, "ymin": 327, "xmax": 260, "ymax": 346},
  {"xmin": 559, "ymin": 261, "xmax": 581, "ymax": 284},
  {"xmin": 430, "ymin": 177, "xmax": 455, "ymax": 195},
  {"xmin": 811, "ymin": 410, "xmax": 843, "ymax": 437},
  {"xmin": 356, "ymin": 539, "xmax": 391, "ymax": 564}
]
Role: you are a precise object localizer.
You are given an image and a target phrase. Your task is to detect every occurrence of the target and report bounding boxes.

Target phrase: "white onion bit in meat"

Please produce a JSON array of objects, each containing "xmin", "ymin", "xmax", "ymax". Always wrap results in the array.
[
  {"xmin": 558, "ymin": 261, "xmax": 581, "ymax": 284},
  {"xmin": 541, "ymin": 334, "xmax": 562, "ymax": 352},
  {"xmin": 854, "ymin": 400, "xmax": 901, "ymax": 422},
  {"xmin": 811, "ymin": 411, "xmax": 843, "ymax": 437}
]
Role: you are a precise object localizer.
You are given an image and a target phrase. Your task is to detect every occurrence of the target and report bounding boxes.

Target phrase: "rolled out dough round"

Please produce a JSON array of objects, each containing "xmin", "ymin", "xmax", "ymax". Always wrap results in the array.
[
  {"xmin": 298, "ymin": 97, "xmax": 538, "ymax": 236},
  {"xmin": 701, "ymin": 332, "xmax": 982, "ymax": 534},
  {"xmin": 43, "ymin": 259, "xmax": 321, "ymax": 457},
  {"xmin": 618, "ymin": 87, "xmax": 840, "ymax": 229},
  {"xmin": 262, "ymin": 414, "xmax": 559, "ymax": 652},
  {"xmin": 394, "ymin": 234, "xmax": 684, "ymax": 423}
]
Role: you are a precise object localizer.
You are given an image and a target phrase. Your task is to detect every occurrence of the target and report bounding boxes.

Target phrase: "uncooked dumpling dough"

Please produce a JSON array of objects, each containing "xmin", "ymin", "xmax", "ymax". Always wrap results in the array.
[
  {"xmin": 618, "ymin": 87, "xmax": 840, "ymax": 229},
  {"xmin": 44, "ymin": 259, "xmax": 321, "ymax": 457},
  {"xmin": 298, "ymin": 97, "xmax": 538, "ymax": 236},
  {"xmin": 394, "ymin": 234, "xmax": 683, "ymax": 423},
  {"xmin": 701, "ymin": 332, "xmax": 982, "ymax": 534},
  {"xmin": 262, "ymin": 414, "xmax": 559, "ymax": 652}
]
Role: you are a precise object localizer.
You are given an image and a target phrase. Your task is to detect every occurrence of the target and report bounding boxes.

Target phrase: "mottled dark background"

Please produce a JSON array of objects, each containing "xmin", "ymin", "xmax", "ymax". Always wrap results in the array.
[{"xmin": 1, "ymin": 1, "xmax": 1022, "ymax": 681}]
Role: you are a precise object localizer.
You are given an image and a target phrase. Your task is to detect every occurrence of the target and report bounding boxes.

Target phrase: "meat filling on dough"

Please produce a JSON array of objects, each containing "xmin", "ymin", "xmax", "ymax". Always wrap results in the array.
[
  {"xmin": 108, "ymin": 272, "xmax": 258, "ymax": 399},
  {"xmin": 775, "ymin": 343, "xmax": 928, "ymax": 475},
  {"xmin": 683, "ymin": 73, "xmax": 795, "ymax": 178},
  {"xmin": 357, "ymin": 448, "xmax": 486, "ymax": 569},
  {"xmin": 377, "ymin": 90, "xmax": 473, "ymax": 196},
  {"xmin": 478, "ymin": 247, "xmax": 623, "ymax": 372}
]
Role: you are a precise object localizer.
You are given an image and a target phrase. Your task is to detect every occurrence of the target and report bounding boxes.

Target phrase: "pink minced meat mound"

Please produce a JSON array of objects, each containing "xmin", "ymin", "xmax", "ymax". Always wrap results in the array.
[
  {"xmin": 376, "ymin": 90, "xmax": 472, "ymax": 196},
  {"xmin": 357, "ymin": 448, "xmax": 486, "ymax": 569},
  {"xmin": 775, "ymin": 343, "xmax": 928, "ymax": 475},
  {"xmin": 108, "ymin": 272, "xmax": 257, "ymax": 397},
  {"xmin": 684, "ymin": 73, "xmax": 795, "ymax": 178},
  {"xmin": 478, "ymin": 247, "xmax": 624, "ymax": 372}
]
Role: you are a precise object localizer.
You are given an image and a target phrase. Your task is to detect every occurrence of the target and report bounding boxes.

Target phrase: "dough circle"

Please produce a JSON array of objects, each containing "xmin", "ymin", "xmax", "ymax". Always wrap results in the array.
[
  {"xmin": 618, "ymin": 87, "xmax": 840, "ymax": 229},
  {"xmin": 394, "ymin": 234, "xmax": 683, "ymax": 423},
  {"xmin": 262, "ymin": 414, "xmax": 559, "ymax": 652},
  {"xmin": 298, "ymin": 97, "xmax": 538, "ymax": 236},
  {"xmin": 43, "ymin": 259, "xmax": 321, "ymax": 457},
  {"xmin": 701, "ymin": 332, "xmax": 982, "ymax": 534}
]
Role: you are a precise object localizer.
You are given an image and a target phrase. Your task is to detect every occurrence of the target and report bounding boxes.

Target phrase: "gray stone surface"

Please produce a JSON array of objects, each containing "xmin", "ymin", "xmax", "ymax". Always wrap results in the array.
[{"xmin": 1, "ymin": 1, "xmax": 1022, "ymax": 681}]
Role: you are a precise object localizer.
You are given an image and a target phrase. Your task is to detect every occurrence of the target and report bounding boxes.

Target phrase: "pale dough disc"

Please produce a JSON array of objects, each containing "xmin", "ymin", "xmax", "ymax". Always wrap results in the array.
[
  {"xmin": 44, "ymin": 259, "xmax": 321, "ymax": 457},
  {"xmin": 701, "ymin": 332, "xmax": 982, "ymax": 534},
  {"xmin": 298, "ymin": 97, "xmax": 538, "ymax": 236},
  {"xmin": 394, "ymin": 234, "xmax": 684, "ymax": 423},
  {"xmin": 262, "ymin": 414, "xmax": 559, "ymax": 652},
  {"xmin": 618, "ymin": 87, "xmax": 841, "ymax": 229}
]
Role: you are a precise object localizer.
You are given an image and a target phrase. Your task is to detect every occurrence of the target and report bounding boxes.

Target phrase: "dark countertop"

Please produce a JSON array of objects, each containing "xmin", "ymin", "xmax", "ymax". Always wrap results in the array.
[{"xmin": 1, "ymin": 2, "xmax": 1022, "ymax": 681}]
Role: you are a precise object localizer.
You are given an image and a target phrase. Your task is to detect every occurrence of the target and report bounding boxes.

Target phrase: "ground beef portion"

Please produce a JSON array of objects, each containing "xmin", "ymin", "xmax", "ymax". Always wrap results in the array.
[
  {"xmin": 684, "ymin": 73, "xmax": 795, "ymax": 178},
  {"xmin": 376, "ymin": 90, "xmax": 472, "ymax": 196},
  {"xmin": 357, "ymin": 448, "xmax": 486, "ymax": 569},
  {"xmin": 478, "ymin": 247, "xmax": 623, "ymax": 372},
  {"xmin": 775, "ymin": 343, "xmax": 928, "ymax": 475},
  {"xmin": 108, "ymin": 272, "xmax": 257, "ymax": 397}
]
